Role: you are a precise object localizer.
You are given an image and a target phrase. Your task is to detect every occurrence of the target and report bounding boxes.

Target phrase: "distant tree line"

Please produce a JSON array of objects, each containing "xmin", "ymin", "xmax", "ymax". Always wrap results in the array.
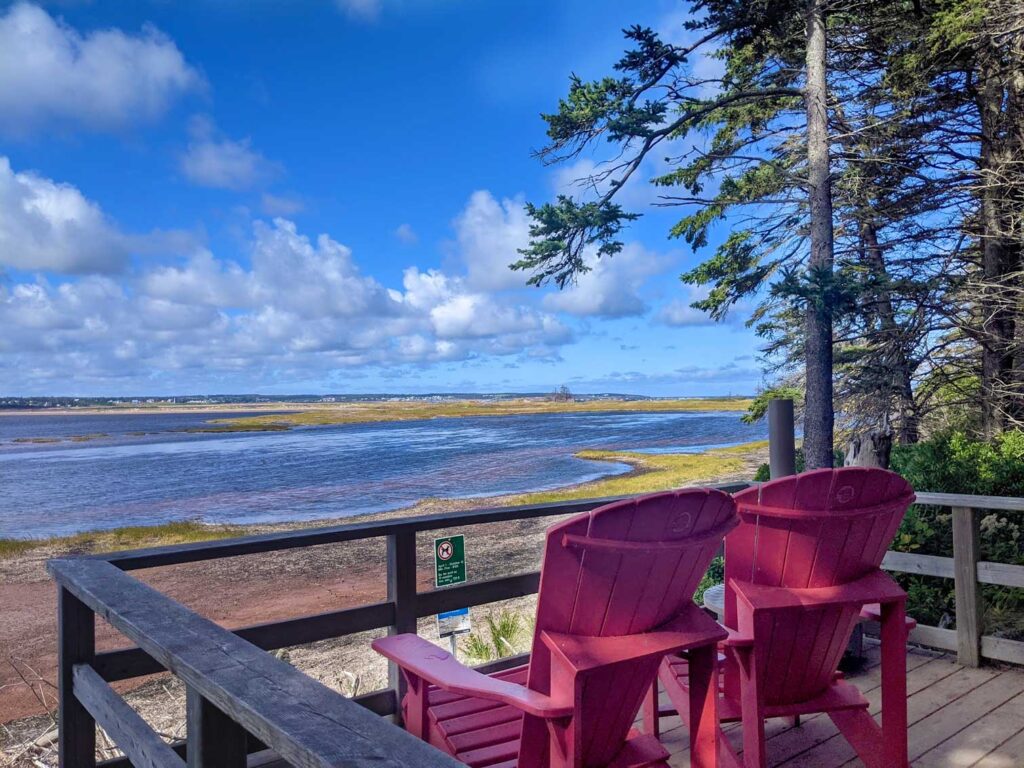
[{"xmin": 514, "ymin": 0, "xmax": 1024, "ymax": 465}]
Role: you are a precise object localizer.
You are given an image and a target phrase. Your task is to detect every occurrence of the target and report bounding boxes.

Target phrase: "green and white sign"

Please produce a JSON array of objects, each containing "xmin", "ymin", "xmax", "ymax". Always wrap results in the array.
[{"xmin": 434, "ymin": 534, "xmax": 466, "ymax": 588}]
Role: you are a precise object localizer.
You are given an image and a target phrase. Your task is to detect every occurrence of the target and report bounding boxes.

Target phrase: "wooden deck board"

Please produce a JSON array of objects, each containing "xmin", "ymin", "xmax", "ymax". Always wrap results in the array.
[
  {"xmin": 253, "ymin": 646, "xmax": 1024, "ymax": 768},
  {"xmin": 661, "ymin": 646, "xmax": 1024, "ymax": 768}
]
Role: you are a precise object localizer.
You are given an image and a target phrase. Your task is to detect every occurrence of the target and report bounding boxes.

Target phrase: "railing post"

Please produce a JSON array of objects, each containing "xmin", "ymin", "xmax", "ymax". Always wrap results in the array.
[
  {"xmin": 58, "ymin": 586, "xmax": 96, "ymax": 768},
  {"xmin": 767, "ymin": 398, "xmax": 797, "ymax": 478},
  {"xmin": 387, "ymin": 530, "xmax": 418, "ymax": 722},
  {"xmin": 952, "ymin": 506, "xmax": 982, "ymax": 666},
  {"xmin": 186, "ymin": 686, "xmax": 247, "ymax": 767}
]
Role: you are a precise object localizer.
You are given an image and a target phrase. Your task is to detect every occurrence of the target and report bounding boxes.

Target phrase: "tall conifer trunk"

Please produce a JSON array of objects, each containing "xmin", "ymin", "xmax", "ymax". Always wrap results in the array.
[{"xmin": 803, "ymin": 0, "xmax": 835, "ymax": 468}]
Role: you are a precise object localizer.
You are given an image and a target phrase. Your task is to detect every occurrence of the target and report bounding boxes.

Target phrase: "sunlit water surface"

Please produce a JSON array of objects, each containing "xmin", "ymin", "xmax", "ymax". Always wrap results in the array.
[{"xmin": 0, "ymin": 410, "xmax": 766, "ymax": 537}]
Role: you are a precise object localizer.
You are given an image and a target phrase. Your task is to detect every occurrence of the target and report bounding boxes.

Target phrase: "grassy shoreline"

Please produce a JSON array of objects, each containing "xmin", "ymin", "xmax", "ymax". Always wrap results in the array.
[
  {"xmin": 0, "ymin": 440, "xmax": 767, "ymax": 558},
  {"xmin": 208, "ymin": 396, "xmax": 755, "ymax": 431}
]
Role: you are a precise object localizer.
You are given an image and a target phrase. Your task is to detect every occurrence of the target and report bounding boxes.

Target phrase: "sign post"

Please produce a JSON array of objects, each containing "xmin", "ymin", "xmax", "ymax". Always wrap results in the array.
[{"xmin": 434, "ymin": 535, "xmax": 469, "ymax": 656}]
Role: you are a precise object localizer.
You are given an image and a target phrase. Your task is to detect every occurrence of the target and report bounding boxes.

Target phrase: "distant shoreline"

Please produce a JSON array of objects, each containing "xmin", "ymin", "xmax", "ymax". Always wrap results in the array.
[
  {"xmin": 0, "ymin": 396, "xmax": 755, "ymax": 435},
  {"xmin": 0, "ymin": 396, "xmax": 753, "ymax": 417}
]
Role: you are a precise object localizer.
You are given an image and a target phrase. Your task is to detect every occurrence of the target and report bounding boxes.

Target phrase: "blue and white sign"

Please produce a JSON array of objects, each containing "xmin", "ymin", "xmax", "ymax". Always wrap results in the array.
[{"xmin": 437, "ymin": 607, "xmax": 471, "ymax": 639}]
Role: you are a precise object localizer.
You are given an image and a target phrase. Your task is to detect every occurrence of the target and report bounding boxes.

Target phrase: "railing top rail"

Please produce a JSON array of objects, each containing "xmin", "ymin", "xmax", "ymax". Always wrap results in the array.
[
  {"xmin": 914, "ymin": 491, "xmax": 1024, "ymax": 512},
  {"xmin": 48, "ymin": 558, "xmax": 460, "ymax": 768},
  {"xmin": 94, "ymin": 482, "xmax": 753, "ymax": 570}
]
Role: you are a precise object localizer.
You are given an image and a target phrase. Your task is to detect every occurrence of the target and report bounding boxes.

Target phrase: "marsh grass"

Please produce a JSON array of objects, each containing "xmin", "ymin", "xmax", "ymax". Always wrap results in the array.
[
  {"xmin": 0, "ymin": 520, "xmax": 244, "ymax": 559},
  {"xmin": 212, "ymin": 397, "xmax": 754, "ymax": 432},
  {"xmin": 507, "ymin": 441, "xmax": 767, "ymax": 505}
]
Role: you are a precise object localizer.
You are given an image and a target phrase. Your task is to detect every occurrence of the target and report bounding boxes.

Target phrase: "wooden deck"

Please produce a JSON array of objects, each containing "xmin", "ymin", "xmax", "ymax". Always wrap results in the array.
[
  {"xmin": 247, "ymin": 643, "xmax": 1024, "ymax": 768},
  {"xmin": 658, "ymin": 644, "xmax": 1024, "ymax": 768}
]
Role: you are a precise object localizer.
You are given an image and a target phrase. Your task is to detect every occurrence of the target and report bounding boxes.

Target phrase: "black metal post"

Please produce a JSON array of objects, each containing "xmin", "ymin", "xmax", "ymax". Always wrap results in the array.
[{"xmin": 767, "ymin": 398, "xmax": 797, "ymax": 479}]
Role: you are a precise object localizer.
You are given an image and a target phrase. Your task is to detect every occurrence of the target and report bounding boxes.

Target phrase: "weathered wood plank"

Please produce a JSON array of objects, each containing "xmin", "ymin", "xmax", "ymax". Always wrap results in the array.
[
  {"xmin": 913, "ymin": 689, "xmax": 1024, "ymax": 767},
  {"xmin": 908, "ymin": 624, "xmax": 957, "ymax": 652},
  {"xmin": 773, "ymin": 662, "xmax": 1000, "ymax": 767},
  {"xmin": 972, "ymin": 722, "xmax": 1024, "ymax": 767},
  {"xmin": 881, "ymin": 550, "xmax": 954, "ymax": 578},
  {"xmin": 977, "ymin": 560, "xmax": 1024, "ymax": 588},
  {"xmin": 95, "ymin": 601, "xmax": 395, "ymax": 682},
  {"xmin": 952, "ymin": 506, "xmax": 982, "ymax": 667},
  {"xmin": 981, "ymin": 635, "xmax": 1024, "ymax": 666},
  {"xmin": 49, "ymin": 558, "xmax": 461, "ymax": 768},
  {"xmin": 915, "ymin": 492, "xmax": 1024, "ymax": 512},
  {"xmin": 186, "ymin": 687, "xmax": 246, "ymax": 768},
  {"xmin": 59, "ymin": 587, "xmax": 96, "ymax": 768},
  {"xmin": 905, "ymin": 671, "xmax": 1024, "ymax": 763},
  {"xmin": 99, "ymin": 689, "xmax": 397, "ymax": 768},
  {"xmin": 73, "ymin": 663, "xmax": 184, "ymax": 768}
]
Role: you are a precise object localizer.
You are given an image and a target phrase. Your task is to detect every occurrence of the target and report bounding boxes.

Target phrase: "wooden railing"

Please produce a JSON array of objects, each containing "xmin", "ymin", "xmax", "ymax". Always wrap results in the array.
[
  {"xmin": 49, "ymin": 483, "xmax": 1024, "ymax": 766},
  {"xmin": 52, "ymin": 490, "xmax": 750, "ymax": 767},
  {"xmin": 881, "ymin": 492, "xmax": 1024, "ymax": 667}
]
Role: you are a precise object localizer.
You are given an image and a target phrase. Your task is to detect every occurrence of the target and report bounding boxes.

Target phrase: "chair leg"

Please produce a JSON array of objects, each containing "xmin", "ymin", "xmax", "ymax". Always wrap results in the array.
[
  {"xmin": 687, "ymin": 645, "xmax": 718, "ymax": 768},
  {"xmin": 401, "ymin": 673, "xmax": 429, "ymax": 741},
  {"xmin": 734, "ymin": 647, "xmax": 766, "ymax": 768},
  {"xmin": 643, "ymin": 680, "xmax": 660, "ymax": 739},
  {"xmin": 880, "ymin": 601, "xmax": 910, "ymax": 768}
]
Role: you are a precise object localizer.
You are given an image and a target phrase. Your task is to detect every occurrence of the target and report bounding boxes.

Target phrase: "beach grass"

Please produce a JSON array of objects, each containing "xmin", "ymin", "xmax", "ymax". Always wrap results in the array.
[
  {"xmin": 0, "ymin": 520, "xmax": 245, "ymax": 559},
  {"xmin": 210, "ymin": 396, "xmax": 755, "ymax": 432},
  {"xmin": 0, "ymin": 538, "xmax": 42, "ymax": 557}
]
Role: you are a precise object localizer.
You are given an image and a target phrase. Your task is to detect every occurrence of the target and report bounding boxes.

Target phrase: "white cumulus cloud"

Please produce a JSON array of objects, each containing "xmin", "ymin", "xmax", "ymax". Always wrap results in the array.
[
  {"xmin": 542, "ymin": 243, "xmax": 664, "ymax": 319},
  {"xmin": 180, "ymin": 116, "xmax": 278, "ymax": 190},
  {"xmin": 452, "ymin": 190, "xmax": 532, "ymax": 291},
  {"xmin": 0, "ymin": 2, "xmax": 202, "ymax": 136},
  {"xmin": 0, "ymin": 217, "xmax": 573, "ymax": 391},
  {"xmin": 0, "ymin": 156, "xmax": 128, "ymax": 274}
]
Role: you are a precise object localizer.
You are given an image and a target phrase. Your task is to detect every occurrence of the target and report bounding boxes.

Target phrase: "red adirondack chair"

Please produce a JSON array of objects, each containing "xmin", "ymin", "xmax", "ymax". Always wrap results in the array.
[
  {"xmin": 373, "ymin": 488, "xmax": 739, "ymax": 768},
  {"xmin": 644, "ymin": 468, "xmax": 917, "ymax": 768}
]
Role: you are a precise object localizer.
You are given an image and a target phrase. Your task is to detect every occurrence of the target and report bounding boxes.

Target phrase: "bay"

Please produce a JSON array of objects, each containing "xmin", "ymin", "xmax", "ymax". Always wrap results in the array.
[{"xmin": 0, "ymin": 409, "xmax": 766, "ymax": 537}]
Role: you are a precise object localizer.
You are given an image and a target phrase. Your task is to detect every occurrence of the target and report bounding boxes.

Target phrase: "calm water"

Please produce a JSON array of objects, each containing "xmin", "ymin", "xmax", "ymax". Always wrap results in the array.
[{"xmin": 0, "ymin": 410, "xmax": 766, "ymax": 537}]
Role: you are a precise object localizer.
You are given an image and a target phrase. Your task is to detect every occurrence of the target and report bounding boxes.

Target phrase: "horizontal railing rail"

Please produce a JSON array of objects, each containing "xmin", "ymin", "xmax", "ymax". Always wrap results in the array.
[
  {"xmin": 879, "ymin": 491, "xmax": 1024, "ymax": 667},
  {"xmin": 50, "ymin": 482, "xmax": 1024, "ymax": 766},
  {"xmin": 58, "ymin": 490, "xmax": 756, "ymax": 767}
]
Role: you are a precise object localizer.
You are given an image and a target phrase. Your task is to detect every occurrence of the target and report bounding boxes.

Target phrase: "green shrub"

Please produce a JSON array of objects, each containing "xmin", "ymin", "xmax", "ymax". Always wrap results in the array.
[
  {"xmin": 695, "ymin": 555, "xmax": 724, "ymax": 605},
  {"xmin": 748, "ymin": 432, "xmax": 1024, "ymax": 639},
  {"xmin": 890, "ymin": 430, "xmax": 1024, "ymax": 638}
]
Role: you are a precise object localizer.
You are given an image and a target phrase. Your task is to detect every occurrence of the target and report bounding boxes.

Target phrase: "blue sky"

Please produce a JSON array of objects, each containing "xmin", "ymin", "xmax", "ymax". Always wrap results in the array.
[{"xmin": 0, "ymin": 0, "xmax": 762, "ymax": 397}]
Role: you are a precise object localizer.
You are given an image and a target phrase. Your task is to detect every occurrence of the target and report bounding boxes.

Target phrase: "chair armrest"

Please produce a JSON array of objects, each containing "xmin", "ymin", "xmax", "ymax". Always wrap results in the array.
[
  {"xmin": 730, "ymin": 570, "xmax": 907, "ymax": 613},
  {"xmin": 859, "ymin": 602, "xmax": 917, "ymax": 630},
  {"xmin": 541, "ymin": 604, "xmax": 727, "ymax": 673},
  {"xmin": 721, "ymin": 625, "xmax": 754, "ymax": 648},
  {"xmin": 371, "ymin": 634, "xmax": 572, "ymax": 719}
]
